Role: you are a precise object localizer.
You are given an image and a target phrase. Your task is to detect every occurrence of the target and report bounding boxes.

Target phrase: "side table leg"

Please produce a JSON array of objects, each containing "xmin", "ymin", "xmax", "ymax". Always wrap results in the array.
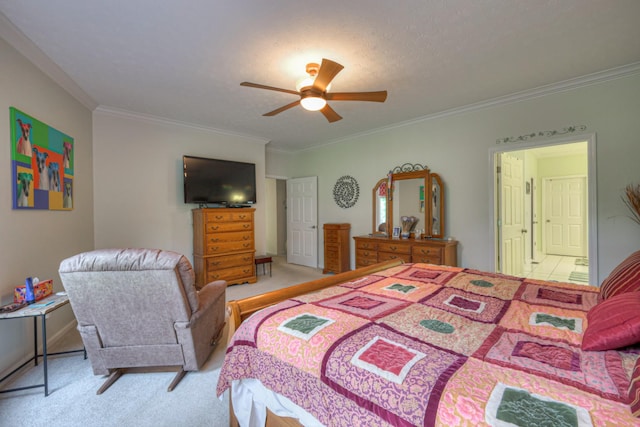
[
  {"xmin": 41, "ymin": 314, "xmax": 48, "ymax": 396},
  {"xmin": 33, "ymin": 317, "xmax": 38, "ymax": 366}
]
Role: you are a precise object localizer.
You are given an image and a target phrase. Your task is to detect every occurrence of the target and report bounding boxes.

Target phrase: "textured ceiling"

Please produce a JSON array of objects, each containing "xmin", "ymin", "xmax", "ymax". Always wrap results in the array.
[{"xmin": 1, "ymin": 0, "xmax": 640, "ymax": 151}]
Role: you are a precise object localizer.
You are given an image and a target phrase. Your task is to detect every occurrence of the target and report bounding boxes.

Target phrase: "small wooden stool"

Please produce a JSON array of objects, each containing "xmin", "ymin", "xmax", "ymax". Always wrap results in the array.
[{"xmin": 254, "ymin": 255, "xmax": 272, "ymax": 277}]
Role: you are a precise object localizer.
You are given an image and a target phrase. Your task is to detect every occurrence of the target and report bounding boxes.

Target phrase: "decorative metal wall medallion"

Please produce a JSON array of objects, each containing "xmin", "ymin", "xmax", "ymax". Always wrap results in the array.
[
  {"xmin": 333, "ymin": 175, "xmax": 359, "ymax": 208},
  {"xmin": 496, "ymin": 125, "xmax": 587, "ymax": 144}
]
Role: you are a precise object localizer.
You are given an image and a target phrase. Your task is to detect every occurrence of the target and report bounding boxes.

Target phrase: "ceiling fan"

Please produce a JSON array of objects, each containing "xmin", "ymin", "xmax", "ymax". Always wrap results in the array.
[{"xmin": 240, "ymin": 58, "xmax": 387, "ymax": 123}]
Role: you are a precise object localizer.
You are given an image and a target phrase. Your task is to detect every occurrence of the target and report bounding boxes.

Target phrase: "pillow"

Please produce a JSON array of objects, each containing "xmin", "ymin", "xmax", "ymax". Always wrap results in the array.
[
  {"xmin": 630, "ymin": 357, "xmax": 640, "ymax": 416},
  {"xmin": 582, "ymin": 291, "xmax": 640, "ymax": 351},
  {"xmin": 600, "ymin": 250, "xmax": 640, "ymax": 301}
]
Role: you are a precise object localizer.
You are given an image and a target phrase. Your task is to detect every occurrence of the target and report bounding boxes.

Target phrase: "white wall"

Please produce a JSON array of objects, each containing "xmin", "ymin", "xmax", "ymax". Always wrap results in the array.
[
  {"xmin": 92, "ymin": 109, "xmax": 268, "ymax": 260},
  {"xmin": 275, "ymin": 72, "xmax": 640, "ymax": 283},
  {"xmin": 0, "ymin": 37, "xmax": 94, "ymax": 376}
]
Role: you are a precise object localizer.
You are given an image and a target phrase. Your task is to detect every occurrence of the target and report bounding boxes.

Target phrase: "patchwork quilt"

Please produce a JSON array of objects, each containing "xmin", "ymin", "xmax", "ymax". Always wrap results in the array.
[{"xmin": 217, "ymin": 263, "xmax": 640, "ymax": 426}]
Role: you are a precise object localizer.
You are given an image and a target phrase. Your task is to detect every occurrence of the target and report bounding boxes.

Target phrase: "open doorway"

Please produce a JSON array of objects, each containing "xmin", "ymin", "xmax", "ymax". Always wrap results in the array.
[
  {"xmin": 491, "ymin": 136, "xmax": 598, "ymax": 285},
  {"xmin": 265, "ymin": 177, "xmax": 287, "ymax": 257}
]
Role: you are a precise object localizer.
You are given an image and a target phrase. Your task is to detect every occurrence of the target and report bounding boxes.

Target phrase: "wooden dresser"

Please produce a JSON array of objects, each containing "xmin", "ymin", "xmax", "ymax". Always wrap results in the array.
[
  {"xmin": 353, "ymin": 235, "xmax": 457, "ymax": 268},
  {"xmin": 192, "ymin": 208, "xmax": 256, "ymax": 287},
  {"xmin": 323, "ymin": 223, "xmax": 351, "ymax": 274}
]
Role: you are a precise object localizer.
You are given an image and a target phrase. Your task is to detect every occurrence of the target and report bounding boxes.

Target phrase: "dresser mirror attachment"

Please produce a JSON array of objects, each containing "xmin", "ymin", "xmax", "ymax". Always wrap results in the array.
[{"xmin": 372, "ymin": 164, "xmax": 445, "ymax": 239}]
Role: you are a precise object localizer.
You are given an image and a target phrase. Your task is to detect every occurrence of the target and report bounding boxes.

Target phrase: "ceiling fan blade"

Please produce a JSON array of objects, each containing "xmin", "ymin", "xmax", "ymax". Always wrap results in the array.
[
  {"xmin": 312, "ymin": 59, "xmax": 344, "ymax": 92},
  {"xmin": 320, "ymin": 104, "xmax": 342, "ymax": 123},
  {"xmin": 263, "ymin": 100, "xmax": 301, "ymax": 117},
  {"xmin": 326, "ymin": 91, "xmax": 388, "ymax": 102},
  {"xmin": 240, "ymin": 82, "xmax": 299, "ymax": 96}
]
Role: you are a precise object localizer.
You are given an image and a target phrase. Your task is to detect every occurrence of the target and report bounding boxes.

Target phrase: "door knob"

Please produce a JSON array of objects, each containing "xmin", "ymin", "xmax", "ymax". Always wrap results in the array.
[{"xmin": 311, "ymin": 225, "xmax": 317, "ymax": 229}]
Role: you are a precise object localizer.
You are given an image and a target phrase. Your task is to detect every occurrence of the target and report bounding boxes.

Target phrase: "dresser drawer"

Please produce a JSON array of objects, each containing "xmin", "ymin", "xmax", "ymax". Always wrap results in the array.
[
  {"xmin": 206, "ymin": 211, "xmax": 253, "ymax": 222},
  {"xmin": 206, "ymin": 221, "xmax": 253, "ymax": 233},
  {"xmin": 378, "ymin": 251, "xmax": 412, "ymax": 263},
  {"xmin": 325, "ymin": 230, "xmax": 339, "ymax": 243},
  {"xmin": 206, "ymin": 265, "xmax": 255, "ymax": 283},
  {"xmin": 378, "ymin": 242, "xmax": 411, "ymax": 254},
  {"xmin": 206, "ymin": 253, "xmax": 254, "ymax": 270},
  {"xmin": 206, "ymin": 240, "xmax": 254, "ymax": 255},
  {"xmin": 206, "ymin": 231, "xmax": 253, "ymax": 243},
  {"xmin": 355, "ymin": 240, "xmax": 378, "ymax": 250},
  {"xmin": 356, "ymin": 249, "xmax": 377, "ymax": 261},
  {"xmin": 412, "ymin": 246, "xmax": 443, "ymax": 264},
  {"xmin": 356, "ymin": 257, "xmax": 378, "ymax": 268}
]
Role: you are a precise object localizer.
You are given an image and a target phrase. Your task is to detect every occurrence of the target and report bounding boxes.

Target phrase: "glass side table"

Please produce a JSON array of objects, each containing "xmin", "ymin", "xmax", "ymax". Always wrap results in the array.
[{"xmin": 0, "ymin": 293, "xmax": 85, "ymax": 396}]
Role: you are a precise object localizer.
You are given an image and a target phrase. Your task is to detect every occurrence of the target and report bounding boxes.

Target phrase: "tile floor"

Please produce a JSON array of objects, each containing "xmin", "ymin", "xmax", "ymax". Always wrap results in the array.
[{"xmin": 522, "ymin": 255, "xmax": 591, "ymax": 285}]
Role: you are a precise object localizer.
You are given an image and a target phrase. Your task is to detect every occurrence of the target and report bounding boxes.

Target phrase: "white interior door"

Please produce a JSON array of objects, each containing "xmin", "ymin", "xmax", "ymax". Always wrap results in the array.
[
  {"xmin": 499, "ymin": 153, "xmax": 525, "ymax": 276},
  {"xmin": 286, "ymin": 176, "xmax": 318, "ymax": 268},
  {"xmin": 544, "ymin": 177, "xmax": 586, "ymax": 257}
]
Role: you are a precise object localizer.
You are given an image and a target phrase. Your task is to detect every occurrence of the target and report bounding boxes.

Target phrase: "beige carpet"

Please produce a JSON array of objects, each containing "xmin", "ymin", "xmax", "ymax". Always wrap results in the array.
[{"xmin": 0, "ymin": 256, "xmax": 325, "ymax": 427}]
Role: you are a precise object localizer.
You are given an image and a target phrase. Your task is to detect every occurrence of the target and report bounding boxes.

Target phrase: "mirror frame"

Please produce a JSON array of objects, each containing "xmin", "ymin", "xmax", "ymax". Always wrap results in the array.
[
  {"xmin": 371, "ymin": 178, "xmax": 388, "ymax": 234},
  {"xmin": 372, "ymin": 164, "xmax": 446, "ymax": 239},
  {"xmin": 429, "ymin": 173, "xmax": 444, "ymax": 238}
]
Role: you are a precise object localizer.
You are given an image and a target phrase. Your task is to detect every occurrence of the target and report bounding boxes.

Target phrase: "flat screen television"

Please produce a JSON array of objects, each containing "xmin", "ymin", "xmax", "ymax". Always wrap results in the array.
[{"xmin": 183, "ymin": 155, "xmax": 256, "ymax": 206}]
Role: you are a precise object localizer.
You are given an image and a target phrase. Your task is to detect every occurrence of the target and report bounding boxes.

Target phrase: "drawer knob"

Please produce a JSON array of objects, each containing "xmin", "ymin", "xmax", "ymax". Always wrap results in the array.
[{"xmin": 215, "ymin": 215, "xmax": 223, "ymax": 220}]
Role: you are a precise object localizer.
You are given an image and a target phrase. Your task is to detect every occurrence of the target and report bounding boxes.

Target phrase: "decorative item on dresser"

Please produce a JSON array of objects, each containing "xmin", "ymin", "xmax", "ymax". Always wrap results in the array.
[
  {"xmin": 323, "ymin": 223, "xmax": 351, "ymax": 274},
  {"xmin": 192, "ymin": 208, "xmax": 256, "ymax": 287},
  {"xmin": 353, "ymin": 235, "xmax": 457, "ymax": 268}
]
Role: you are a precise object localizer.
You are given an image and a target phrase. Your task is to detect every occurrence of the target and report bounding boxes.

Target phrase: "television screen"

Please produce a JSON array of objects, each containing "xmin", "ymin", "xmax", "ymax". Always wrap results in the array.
[{"xmin": 183, "ymin": 155, "xmax": 256, "ymax": 206}]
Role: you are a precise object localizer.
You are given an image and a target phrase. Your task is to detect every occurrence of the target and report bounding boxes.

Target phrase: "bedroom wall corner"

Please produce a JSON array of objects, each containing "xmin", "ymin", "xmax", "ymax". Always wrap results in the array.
[{"xmin": 0, "ymin": 36, "xmax": 94, "ymax": 378}]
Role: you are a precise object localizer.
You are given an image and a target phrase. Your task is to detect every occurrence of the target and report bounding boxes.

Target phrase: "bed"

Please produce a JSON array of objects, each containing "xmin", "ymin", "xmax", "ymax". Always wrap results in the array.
[{"xmin": 217, "ymin": 254, "xmax": 640, "ymax": 426}]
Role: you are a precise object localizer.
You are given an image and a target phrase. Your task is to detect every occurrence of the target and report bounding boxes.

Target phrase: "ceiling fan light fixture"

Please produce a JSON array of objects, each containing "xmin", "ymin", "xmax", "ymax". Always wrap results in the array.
[{"xmin": 300, "ymin": 96, "xmax": 326, "ymax": 111}]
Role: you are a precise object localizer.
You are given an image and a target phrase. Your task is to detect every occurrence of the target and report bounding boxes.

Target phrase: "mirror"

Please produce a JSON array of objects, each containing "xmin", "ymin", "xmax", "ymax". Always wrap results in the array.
[
  {"xmin": 389, "ymin": 169, "xmax": 430, "ymax": 238},
  {"xmin": 372, "ymin": 164, "xmax": 445, "ymax": 239}
]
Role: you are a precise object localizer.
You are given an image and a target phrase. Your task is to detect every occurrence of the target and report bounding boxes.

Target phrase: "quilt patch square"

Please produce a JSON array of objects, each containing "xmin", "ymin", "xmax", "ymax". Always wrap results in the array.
[
  {"xmin": 380, "ymin": 303, "xmax": 496, "ymax": 355},
  {"xmin": 278, "ymin": 313, "xmax": 335, "ymax": 340},
  {"xmin": 339, "ymin": 274, "xmax": 385, "ymax": 289},
  {"xmin": 478, "ymin": 330, "xmax": 628, "ymax": 401},
  {"xmin": 258, "ymin": 304, "xmax": 369, "ymax": 377},
  {"xmin": 516, "ymin": 282, "xmax": 598, "ymax": 311},
  {"xmin": 446, "ymin": 272, "xmax": 523, "ymax": 300},
  {"xmin": 391, "ymin": 263, "xmax": 459, "ymax": 285},
  {"xmin": 529, "ymin": 312, "xmax": 583, "ymax": 333},
  {"xmin": 384, "ymin": 282, "xmax": 418, "ymax": 294},
  {"xmin": 421, "ymin": 288, "xmax": 509, "ymax": 323},
  {"xmin": 351, "ymin": 336, "xmax": 425, "ymax": 384},
  {"xmin": 499, "ymin": 301, "xmax": 585, "ymax": 345},
  {"xmin": 360, "ymin": 276, "xmax": 439, "ymax": 302},
  {"xmin": 437, "ymin": 359, "xmax": 636, "ymax": 426},
  {"xmin": 486, "ymin": 383, "xmax": 591, "ymax": 427},
  {"xmin": 316, "ymin": 290, "xmax": 409, "ymax": 320},
  {"xmin": 323, "ymin": 323, "xmax": 464, "ymax": 427}
]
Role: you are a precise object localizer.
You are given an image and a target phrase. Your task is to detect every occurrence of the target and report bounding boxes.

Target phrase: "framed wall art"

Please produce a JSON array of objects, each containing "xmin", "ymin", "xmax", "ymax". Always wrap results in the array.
[{"xmin": 10, "ymin": 107, "xmax": 74, "ymax": 210}]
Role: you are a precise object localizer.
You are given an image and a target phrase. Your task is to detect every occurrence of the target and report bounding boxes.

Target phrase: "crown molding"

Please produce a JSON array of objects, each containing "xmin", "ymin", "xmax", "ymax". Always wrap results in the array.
[
  {"xmin": 0, "ymin": 12, "xmax": 98, "ymax": 111},
  {"xmin": 300, "ymin": 61, "xmax": 640, "ymax": 153},
  {"xmin": 94, "ymin": 106, "xmax": 270, "ymax": 145}
]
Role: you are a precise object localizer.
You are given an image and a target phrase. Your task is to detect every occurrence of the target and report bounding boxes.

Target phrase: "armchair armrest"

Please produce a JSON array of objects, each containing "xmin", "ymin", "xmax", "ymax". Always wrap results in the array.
[{"xmin": 193, "ymin": 280, "xmax": 226, "ymax": 319}]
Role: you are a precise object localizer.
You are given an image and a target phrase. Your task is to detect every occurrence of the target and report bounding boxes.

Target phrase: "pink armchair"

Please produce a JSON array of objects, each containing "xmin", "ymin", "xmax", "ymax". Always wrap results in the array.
[{"xmin": 59, "ymin": 248, "xmax": 226, "ymax": 394}]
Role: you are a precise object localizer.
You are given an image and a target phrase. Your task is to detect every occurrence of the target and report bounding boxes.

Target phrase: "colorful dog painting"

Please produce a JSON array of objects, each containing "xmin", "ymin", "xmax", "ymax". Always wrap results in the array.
[{"xmin": 10, "ymin": 107, "xmax": 74, "ymax": 210}]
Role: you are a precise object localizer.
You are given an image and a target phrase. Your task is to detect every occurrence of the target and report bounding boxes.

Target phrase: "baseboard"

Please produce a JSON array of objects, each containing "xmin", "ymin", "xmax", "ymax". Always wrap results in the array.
[{"xmin": 0, "ymin": 318, "xmax": 78, "ymax": 381}]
